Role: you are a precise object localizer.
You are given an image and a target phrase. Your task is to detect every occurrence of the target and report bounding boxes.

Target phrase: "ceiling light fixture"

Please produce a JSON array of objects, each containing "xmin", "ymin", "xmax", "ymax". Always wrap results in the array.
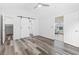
[
  {"xmin": 34, "ymin": 3, "xmax": 50, "ymax": 9},
  {"xmin": 38, "ymin": 4, "xmax": 42, "ymax": 8}
]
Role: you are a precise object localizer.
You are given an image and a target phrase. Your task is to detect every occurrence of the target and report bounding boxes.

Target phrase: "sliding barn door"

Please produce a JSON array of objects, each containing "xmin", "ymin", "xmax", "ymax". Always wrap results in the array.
[{"xmin": 21, "ymin": 18, "xmax": 29, "ymax": 38}]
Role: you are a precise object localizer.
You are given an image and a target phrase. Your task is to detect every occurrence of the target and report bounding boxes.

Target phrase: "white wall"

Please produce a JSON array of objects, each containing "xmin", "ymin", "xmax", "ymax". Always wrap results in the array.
[
  {"xmin": 39, "ymin": 15, "xmax": 55, "ymax": 39},
  {"xmin": 38, "ymin": 7, "xmax": 79, "ymax": 47},
  {"xmin": 32, "ymin": 19, "xmax": 39, "ymax": 36},
  {"xmin": 39, "ymin": 10, "xmax": 79, "ymax": 47},
  {"xmin": 2, "ymin": 8, "xmax": 39, "ymax": 42},
  {"xmin": 64, "ymin": 12, "xmax": 79, "ymax": 47},
  {"xmin": 3, "ymin": 16, "xmax": 21, "ymax": 40}
]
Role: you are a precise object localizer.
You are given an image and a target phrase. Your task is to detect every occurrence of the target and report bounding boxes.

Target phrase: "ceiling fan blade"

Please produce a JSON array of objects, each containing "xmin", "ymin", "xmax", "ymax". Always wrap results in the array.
[
  {"xmin": 33, "ymin": 4, "xmax": 38, "ymax": 9},
  {"xmin": 39, "ymin": 3, "xmax": 50, "ymax": 6}
]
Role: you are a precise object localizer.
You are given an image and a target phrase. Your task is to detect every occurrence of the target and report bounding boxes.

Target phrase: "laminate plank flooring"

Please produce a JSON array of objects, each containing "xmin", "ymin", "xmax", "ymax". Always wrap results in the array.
[{"xmin": 0, "ymin": 36, "xmax": 79, "ymax": 55}]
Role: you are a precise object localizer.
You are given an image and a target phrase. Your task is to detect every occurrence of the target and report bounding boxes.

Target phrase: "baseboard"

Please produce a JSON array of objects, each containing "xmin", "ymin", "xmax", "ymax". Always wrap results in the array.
[
  {"xmin": 35, "ymin": 35, "xmax": 79, "ymax": 48},
  {"xmin": 34, "ymin": 35, "xmax": 55, "ymax": 41}
]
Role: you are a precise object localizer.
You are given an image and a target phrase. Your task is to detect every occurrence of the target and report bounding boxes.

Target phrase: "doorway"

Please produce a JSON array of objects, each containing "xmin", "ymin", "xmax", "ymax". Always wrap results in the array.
[
  {"xmin": 0, "ymin": 15, "xmax": 3, "ymax": 45},
  {"xmin": 54, "ymin": 16, "xmax": 64, "ymax": 54},
  {"xmin": 5, "ymin": 24, "xmax": 13, "ymax": 42}
]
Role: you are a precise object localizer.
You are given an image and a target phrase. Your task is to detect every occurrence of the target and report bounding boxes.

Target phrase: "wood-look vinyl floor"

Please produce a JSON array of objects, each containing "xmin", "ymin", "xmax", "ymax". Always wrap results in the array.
[{"xmin": 0, "ymin": 36, "xmax": 79, "ymax": 55}]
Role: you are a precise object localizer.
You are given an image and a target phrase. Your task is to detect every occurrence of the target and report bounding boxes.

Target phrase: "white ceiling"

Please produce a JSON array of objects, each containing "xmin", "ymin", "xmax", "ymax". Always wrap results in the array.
[
  {"xmin": 0, "ymin": 3, "xmax": 79, "ymax": 16},
  {"xmin": 33, "ymin": 3, "xmax": 79, "ymax": 16},
  {"xmin": 0, "ymin": 3, "xmax": 36, "ymax": 11}
]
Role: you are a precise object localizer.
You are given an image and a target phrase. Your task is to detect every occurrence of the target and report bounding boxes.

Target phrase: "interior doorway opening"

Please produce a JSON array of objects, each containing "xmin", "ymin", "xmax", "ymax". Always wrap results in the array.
[{"xmin": 5, "ymin": 24, "xmax": 13, "ymax": 42}]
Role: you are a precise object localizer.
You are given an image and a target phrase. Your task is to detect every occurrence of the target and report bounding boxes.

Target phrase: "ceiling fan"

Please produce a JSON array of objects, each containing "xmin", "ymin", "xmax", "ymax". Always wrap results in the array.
[{"xmin": 34, "ymin": 3, "xmax": 50, "ymax": 9}]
